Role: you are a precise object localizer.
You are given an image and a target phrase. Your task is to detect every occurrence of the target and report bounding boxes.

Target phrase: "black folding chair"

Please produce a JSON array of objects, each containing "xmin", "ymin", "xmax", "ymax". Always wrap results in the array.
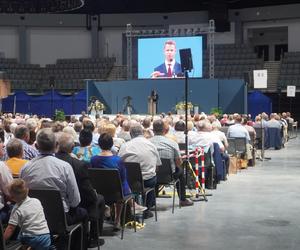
[
  {"xmin": 228, "ymin": 137, "xmax": 247, "ymax": 171},
  {"xmin": 156, "ymin": 158, "xmax": 181, "ymax": 214},
  {"xmin": 0, "ymin": 220, "xmax": 21, "ymax": 250},
  {"xmin": 227, "ymin": 137, "xmax": 236, "ymax": 156},
  {"xmin": 248, "ymin": 131, "xmax": 256, "ymax": 166},
  {"xmin": 254, "ymin": 127, "xmax": 265, "ymax": 150},
  {"xmin": 124, "ymin": 162, "xmax": 157, "ymax": 222},
  {"xmin": 29, "ymin": 189, "xmax": 83, "ymax": 250},
  {"xmin": 234, "ymin": 137, "xmax": 247, "ymax": 157},
  {"xmin": 88, "ymin": 168, "xmax": 136, "ymax": 239},
  {"xmin": 266, "ymin": 127, "xmax": 282, "ymax": 149}
]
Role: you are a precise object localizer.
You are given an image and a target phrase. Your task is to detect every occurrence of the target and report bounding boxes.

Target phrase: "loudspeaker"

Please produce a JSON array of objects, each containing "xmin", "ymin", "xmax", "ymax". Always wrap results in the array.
[
  {"xmin": 179, "ymin": 48, "xmax": 193, "ymax": 72},
  {"xmin": 209, "ymin": 0, "xmax": 230, "ymax": 32},
  {"xmin": 214, "ymin": 20, "xmax": 230, "ymax": 32},
  {"xmin": 49, "ymin": 76, "xmax": 55, "ymax": 88}
]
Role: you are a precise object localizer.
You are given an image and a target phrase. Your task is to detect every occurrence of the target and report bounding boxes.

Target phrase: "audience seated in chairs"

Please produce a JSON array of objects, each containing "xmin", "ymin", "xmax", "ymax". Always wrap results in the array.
[
  {"xmin": 20, "ymin": 128, "xmax": 89, "ymax": 249},
  {"xmin": 55, "ymin": 132, "xmax": 105, "ymax": 248},
  {"xmin": 280, "ymin": 113, "xmax": 288, "ymax": 145},
  {"xmin": 119, "ymin": 123, "xmax": 161, "ymax": 219},
  {"xmin": 4, "ymin": 179, "xmax": 51, "ymax": 249},
  {"xmin": 5, "ymin": 138, "xmax": 27, "ymax": 177},
  {"xmin": 0, "ymin": 140, "xmax": 13, "ymax": 224},
  {"xmin": 227, "ymin": 115, "xmax": 253, "ymax": 162},
  {"xmin": 149, "ymin": 119, "xmax": 194, "ymax": 207},
  {"xmin": 3, "ymin": 118, "xmax": 14, "ymax": 144},
  {"xmin": 72, "ymin": 129, "xmax": 101, "ymax": 162},
  {"xmin": 266, "ymin": 113, "xmax": 282, "ymax": 130},
  {"xmin": 117, "ymin": 119, "xmax": 132, "ymax": 142},
  {"xmin": 13, "ymin": 125, "xmax": 39, "ymax": 160},
  {"xmin": 99, "ymin": 122, "xmax": 125, "ymax": 152},
  {"xmin": 211, "ymin": 121, "xmax": 229, "ymax": 150},
  {"xmin": 194, "ymin": 120, "xmax": 229, "ymax": 181},
  {"xmin": 90, "ymin": 133, "xmax": 147, "ymax": 230},
  {"xmin": 265, "ymin": 113, "xmax": 283, "ymax": 150},
  {"xmin": 142, "ymin": 117, "xmax": 154, "ymax": 139},
  {"xmin": 25, "ymin": 118, "xmax": 38, "ymax": 146},
  {"xmin": 173, "ymin": 120, "xmax": 186, "ymax": 144}
]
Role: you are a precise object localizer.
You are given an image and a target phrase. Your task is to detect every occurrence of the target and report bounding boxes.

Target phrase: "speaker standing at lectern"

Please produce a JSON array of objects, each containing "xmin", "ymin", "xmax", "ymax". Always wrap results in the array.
[
  {"xmin": 148, "ymin": 90, "xmax": 159, "ymax": 115},
  {"xmin": 151, "ymin": 40, "xmax": 182, "ymax": 78}
]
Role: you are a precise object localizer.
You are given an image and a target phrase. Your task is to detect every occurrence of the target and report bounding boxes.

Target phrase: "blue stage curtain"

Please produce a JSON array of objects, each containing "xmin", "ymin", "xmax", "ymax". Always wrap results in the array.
[
  {"xmin": 248, "ymin": 91, "xmax": 272, "ymax": 118},
  {"xmin": 2, "ymin": 90, "xmax": 87, "ymax": 116}
]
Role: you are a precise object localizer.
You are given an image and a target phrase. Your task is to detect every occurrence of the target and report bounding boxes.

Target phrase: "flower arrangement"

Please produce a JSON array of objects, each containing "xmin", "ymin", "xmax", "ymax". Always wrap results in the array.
[
  {"xmin": 175, "ymin": 101, "xmax": 193, "ymax": 111},
  {"xmin": 88, "ymin": 96, "xmax": 105, "ymax": 112}
]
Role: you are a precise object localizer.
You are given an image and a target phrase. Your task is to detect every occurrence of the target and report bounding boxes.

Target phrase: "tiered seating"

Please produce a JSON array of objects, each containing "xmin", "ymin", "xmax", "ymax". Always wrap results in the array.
[
  {"xmin": 0, "ymin": 57, "xmax": 116, "ymax": 92},
  {"xmin": 107, "ymin": 65, "xmax": 127, "ymax": 80},
  {"xmin": 42, "ymin": 57, "xmax": 115, "ymax": 91},
  {"xmin": 278, "ymin": 52, "xmax": 300, "ymax": 87},
  {"xmin": 0, "ymin": 58, "xmax": 40, "ymax": 91},
  {"xmin": 203, "ymin": 44, "xmax": 263, "ymax": 79}
]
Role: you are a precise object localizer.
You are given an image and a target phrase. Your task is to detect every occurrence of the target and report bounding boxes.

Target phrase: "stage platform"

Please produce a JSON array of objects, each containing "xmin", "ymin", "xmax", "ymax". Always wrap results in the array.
[{"xmin": 87, "ymin": 78, "xmax": 247, "ymax": 115}]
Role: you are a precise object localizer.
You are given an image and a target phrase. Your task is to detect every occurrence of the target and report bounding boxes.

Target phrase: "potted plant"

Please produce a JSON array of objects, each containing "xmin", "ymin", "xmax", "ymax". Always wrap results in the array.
[
  {"xmin": 210, "ymin": 107, "xmax": 223, "ymax": 119},
  {"xmin": 55, "ymin": 109, "xmax": 65, "ymax": 121}
]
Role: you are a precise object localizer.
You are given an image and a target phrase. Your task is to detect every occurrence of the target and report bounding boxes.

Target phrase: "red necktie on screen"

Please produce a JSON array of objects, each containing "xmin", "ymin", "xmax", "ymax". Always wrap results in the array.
[{"xmin": 167, "ymin": 64, "xmax": 172, "ymax": 77}]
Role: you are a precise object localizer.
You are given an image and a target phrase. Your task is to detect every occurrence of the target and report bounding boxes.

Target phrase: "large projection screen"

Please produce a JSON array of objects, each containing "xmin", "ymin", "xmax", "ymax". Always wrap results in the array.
[{"xmin": 138, "ymin": 36, "xmax": 203, "ymax": 79}]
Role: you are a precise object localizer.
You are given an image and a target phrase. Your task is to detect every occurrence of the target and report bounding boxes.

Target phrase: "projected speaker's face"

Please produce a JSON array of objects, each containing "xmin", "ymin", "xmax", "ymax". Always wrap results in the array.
[{"xmin": 164, "ymin": 44, "xmax": 176, "ymax": 63}]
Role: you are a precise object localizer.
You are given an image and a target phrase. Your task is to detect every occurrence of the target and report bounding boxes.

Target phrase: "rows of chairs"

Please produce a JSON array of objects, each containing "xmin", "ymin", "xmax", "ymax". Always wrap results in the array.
[
  {"xmin": 279, "ymin": 52, "xmax": 300, "ymax": 87},
  {"xmin": 87, "ymin": 159, "xmax": 179, "ymax": 240},
  {"xmin": 0, "ymin": 189, "xmax": 83, "ymax": 250},
  {"xmin": 1, "ymin": 159, "xmax": 178, "ymax": 249},
  {"xmin": 0, "ymin": 56, "xmax": 116, "ymax": 92},
  {"xmin": 202, "ymin": 44, "xmax": 263, "ymax": 79}
]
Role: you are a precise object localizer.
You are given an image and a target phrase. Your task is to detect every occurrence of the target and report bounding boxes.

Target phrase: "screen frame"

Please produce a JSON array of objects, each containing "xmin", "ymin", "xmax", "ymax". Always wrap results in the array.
[{"xmin": 137, "ymin": 35, "xmax": 204, "ymax": 80}]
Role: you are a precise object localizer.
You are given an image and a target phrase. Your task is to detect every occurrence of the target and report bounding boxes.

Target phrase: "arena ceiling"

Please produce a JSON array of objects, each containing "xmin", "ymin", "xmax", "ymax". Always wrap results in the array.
[
  {"xmin": 80, "ymin": 0, "xmax": 300, "ymax": 14},
  {"xmin": 0, "ymin": 0, "xmax": 299, "ymax": 14}
]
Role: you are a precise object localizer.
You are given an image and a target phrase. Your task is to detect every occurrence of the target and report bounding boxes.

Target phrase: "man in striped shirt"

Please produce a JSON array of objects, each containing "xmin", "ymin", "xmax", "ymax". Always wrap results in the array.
[{"xmin": 150, "ymin": 119, "xmax": 193, "ymax": 207}]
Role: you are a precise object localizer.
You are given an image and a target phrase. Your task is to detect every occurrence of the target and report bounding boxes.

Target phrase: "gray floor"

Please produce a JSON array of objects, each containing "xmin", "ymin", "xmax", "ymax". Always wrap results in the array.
[{"xmin": 92, "ymin": 135, "xmax": 300, "ymax": 250}]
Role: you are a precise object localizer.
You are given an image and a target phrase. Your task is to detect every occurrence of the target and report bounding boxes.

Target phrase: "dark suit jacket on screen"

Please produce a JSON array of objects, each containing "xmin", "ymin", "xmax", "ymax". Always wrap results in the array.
[{"xmin": 154, "ymin": 62, "xmax": 182, "ymax": 77}]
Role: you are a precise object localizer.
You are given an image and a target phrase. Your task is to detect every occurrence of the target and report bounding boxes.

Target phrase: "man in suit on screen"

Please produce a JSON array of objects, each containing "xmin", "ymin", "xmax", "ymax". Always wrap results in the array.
[{"xmin": 151, "ymin": 40, "xmax": 182, "ymax": 78}]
